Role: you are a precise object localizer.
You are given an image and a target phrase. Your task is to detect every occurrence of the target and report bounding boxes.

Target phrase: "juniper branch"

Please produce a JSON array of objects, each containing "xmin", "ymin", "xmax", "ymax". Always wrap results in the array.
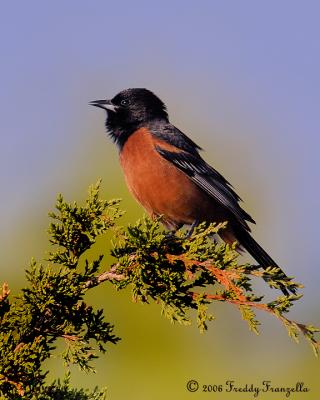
[{"xmin": 0, "ymin": 181, "xmax": 319, "ymax": 399}]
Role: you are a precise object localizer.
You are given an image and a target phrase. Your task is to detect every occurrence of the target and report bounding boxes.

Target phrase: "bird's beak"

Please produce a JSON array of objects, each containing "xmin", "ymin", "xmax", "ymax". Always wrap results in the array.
[{"xmin": 89, "ymin": 99, "xmax": 118, "ymax": 112}]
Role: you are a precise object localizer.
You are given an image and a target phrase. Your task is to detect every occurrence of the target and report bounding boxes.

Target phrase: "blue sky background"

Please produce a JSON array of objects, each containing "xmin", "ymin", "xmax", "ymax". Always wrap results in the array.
[{"xmin": 1, "ymin": 1, "xmax": 319, "ymax": 398}]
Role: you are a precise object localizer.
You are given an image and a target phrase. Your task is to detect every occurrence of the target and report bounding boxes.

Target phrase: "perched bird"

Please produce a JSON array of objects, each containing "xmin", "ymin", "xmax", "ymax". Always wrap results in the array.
[{"xmin": 90, "ymin": 88, "xmax": 294, "ymax": 294}]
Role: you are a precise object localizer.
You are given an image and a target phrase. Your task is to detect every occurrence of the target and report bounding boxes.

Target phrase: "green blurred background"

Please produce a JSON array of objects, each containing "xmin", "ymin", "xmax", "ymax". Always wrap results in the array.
[{"xmin": 1, "ymin": 1, "xmax": 319, "ymax": 398}]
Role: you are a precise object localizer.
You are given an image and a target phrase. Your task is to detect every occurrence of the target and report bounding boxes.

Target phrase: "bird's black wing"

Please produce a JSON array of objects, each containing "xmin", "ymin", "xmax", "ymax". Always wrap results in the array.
[
  {"xmin": 155, "ymin": 146, "xmax": 255, "ymax": 230},
  {"xmin": 149, "ymin": 122, "xmax": 237, "ymax": 188}
]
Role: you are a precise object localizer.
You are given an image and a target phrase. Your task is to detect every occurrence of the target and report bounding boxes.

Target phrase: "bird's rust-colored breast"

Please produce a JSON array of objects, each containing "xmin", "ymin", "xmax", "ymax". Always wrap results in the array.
[{"xmin": 119, "ymin": 127, "xmax": 225, "ymax": 228}]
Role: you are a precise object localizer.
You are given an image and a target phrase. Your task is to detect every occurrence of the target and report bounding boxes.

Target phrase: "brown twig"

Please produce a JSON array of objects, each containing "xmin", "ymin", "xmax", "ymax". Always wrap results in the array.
[
  {"xmin": 84, "ymin": 265, "xmax": 125, "ymax": 289},
  {"xmin": 165, "ymin": 253, "xmax": 319, "ymax": 349}
]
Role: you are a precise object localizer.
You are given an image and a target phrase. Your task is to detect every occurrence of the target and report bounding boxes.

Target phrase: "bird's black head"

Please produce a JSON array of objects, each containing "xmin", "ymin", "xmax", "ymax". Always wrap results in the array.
[{"xmin": 90, "ymin": 88, "xmax": 169, "ymax": 148}]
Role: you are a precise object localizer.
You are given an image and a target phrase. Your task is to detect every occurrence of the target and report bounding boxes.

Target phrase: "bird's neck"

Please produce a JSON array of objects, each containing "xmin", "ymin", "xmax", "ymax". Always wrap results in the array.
[{"xmin": 106, "ymin": 117, "xmax": 168, "ymax": 150}]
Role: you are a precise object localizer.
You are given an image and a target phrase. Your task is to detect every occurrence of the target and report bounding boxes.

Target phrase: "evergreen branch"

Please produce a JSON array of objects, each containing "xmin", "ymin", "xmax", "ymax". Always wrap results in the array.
[
  {"xmin": 0, "ymin": 181, "xmax": 318, "ymax": 399},
  {"xmin": 88, "ymin": 252, "xmax": 318, "ymax": 354}
]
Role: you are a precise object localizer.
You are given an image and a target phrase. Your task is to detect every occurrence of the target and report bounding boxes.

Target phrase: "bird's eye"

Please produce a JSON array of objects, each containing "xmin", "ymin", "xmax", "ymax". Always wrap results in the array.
[{"xmin": 120, "ymin": 99, "xmax": 129, "ymax": 106}]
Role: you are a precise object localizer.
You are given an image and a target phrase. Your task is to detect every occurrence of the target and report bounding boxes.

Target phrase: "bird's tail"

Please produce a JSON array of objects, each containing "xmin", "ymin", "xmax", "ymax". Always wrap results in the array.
[{"xmin": 233, "ymin": 226, "xmax": 296, "ymax": 295}]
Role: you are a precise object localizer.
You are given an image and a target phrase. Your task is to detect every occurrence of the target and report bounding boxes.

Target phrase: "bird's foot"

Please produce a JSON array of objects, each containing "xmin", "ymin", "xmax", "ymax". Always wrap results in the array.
[{"xmin": 184, "ymin": 219, "xmax": 200, "ymax": 240}]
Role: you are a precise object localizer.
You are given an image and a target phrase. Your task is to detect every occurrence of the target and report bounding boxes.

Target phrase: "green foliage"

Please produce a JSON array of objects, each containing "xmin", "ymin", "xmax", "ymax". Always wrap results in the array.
[
  {"xmin": 0, "ymin": 182, "xmax": 120, "ymax": 399},
  {"xmin": 35, "ymin": 372, "xmax": 107, "ymax": 400},
  {"xmin": 111, "ymin": 218, "xmax": 229, "ymax": 328},
  {"xmin": 0, "ymin": 181, "xmax": 319, "ymax": 398},
  {"xmin": 47, "ymin": 180, "xmax": 122, "ymax": 267}
]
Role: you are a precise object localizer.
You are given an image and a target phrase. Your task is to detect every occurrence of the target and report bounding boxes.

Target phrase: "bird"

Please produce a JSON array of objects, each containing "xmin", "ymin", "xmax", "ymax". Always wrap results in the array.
[{"xmin": 90, "ymin": 88, "xmax": 294, "ymax": 294}]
